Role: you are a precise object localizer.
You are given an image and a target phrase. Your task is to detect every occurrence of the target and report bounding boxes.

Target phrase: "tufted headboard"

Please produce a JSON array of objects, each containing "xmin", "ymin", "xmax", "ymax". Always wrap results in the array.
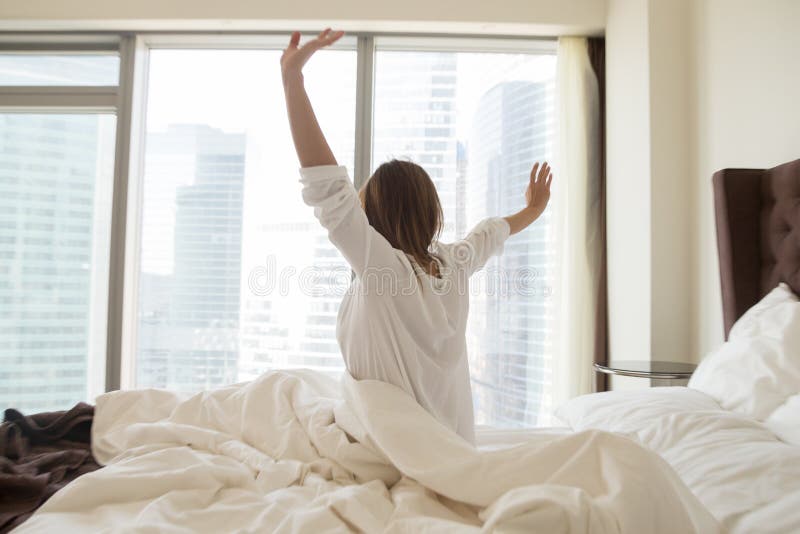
[{"xmin": 713, "ymin": 158, "xmax": 800, "ymax": 338}]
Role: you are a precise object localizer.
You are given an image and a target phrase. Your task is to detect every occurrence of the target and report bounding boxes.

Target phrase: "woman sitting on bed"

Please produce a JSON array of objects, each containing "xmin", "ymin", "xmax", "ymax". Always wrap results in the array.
[{"xmin": 281, "ymin": 28, "xmax": 553, "ymax": 444}]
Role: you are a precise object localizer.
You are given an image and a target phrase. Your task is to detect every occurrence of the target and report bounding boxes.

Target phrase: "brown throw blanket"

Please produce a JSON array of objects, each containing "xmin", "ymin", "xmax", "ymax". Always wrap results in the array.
[{"xmin": 0, "ymin": 403, "xmax": 100, "ymax": 533}]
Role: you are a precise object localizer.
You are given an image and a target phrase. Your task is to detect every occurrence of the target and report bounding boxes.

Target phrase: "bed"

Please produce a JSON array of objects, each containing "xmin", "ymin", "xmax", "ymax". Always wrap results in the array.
[
  {"xmin": 9, "ymin": 159, "xmax": 800, "ymax": 533},
  {"xmin": 559, "ymin": 158, "xmax": 800, "ymax": 533}
]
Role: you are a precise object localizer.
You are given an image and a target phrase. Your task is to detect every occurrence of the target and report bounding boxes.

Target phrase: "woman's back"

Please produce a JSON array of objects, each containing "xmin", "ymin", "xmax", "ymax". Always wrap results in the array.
[{"xmin": 300, "ymin": 163, "xmax": 510, "ymax": 443}]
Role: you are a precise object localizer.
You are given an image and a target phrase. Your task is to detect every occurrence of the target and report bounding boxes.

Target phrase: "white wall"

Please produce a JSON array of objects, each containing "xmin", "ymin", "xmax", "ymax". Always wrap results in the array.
[
  {"xmin": 690, "ymin": 0, "xmax": 800, "ymax": 358},
  {"xmin": 605, "ymin": 0, "xmax": 652, "ymax": 368},
  {"xmin": 0, "ymin": 0, "xmax": 606, "ymax": 35},
  {"xmin": 605, "ymin": 0, "xmax": 692, "ymax": 384},
  {"xmin": 649, "ymin": 0, "xmax": 691, "ymax": 362},
  {"xmin": 606, "ymin": 0, "xmax": 800, "ymax": 379}
]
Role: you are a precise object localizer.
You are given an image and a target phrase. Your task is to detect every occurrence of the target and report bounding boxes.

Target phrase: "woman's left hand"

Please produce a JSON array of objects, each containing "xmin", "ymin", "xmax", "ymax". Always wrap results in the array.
[
  {"xmin": 525, "ymin": 161, "xmax": 553, "ymax": 218},
  {"xmin": 503, "ymin": 161, "xmax": 553, "ymax": 235},
  {"xmin": 281, "ymin": 28, "xmax": 345, "ymax": 82}
]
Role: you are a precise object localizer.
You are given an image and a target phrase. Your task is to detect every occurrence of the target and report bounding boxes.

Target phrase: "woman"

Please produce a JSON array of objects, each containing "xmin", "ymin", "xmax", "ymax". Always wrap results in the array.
[{"xmin": 281, "ymin": 29, "xmax": 552, "ymax": 443}]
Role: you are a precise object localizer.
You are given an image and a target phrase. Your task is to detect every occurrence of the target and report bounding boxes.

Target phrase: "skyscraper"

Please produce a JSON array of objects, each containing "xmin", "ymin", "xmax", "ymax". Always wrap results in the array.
[
  {"xmin": 296, "ymin": 232, "xmax": 348, "ymax": 372},
  {"xmin": 373, "ymin": 51, "xmax": 459, "ymax": 241},
  {"xmin": 238, "ymin": 221, "xmax": 348, "ymax": 382},
  {"xmin": 137, "ymin": 124, "xmax": 245, "ymax": 392},
  {"xmin": 0, "ymin": 114, "xmax": 114, "ymax": 411},
  {"xmin": 466, "ymin": 80, "xmax": 554, "ymax": 427}
]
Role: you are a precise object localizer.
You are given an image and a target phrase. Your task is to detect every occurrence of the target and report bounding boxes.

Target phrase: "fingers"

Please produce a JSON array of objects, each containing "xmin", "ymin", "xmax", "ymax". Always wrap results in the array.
[
  {"xmin": 528, "ymin": 161, "xmax": 553, "ymax": 197},
  {"xmin": 530, "ymin": 162, "xmax": 540, "ymax": 182},
  {"xmin": 328, "ymin": 30, "xmax": 345, "ymax": 45},
  {"xmin": 537, "ymin": 161, "xmax": 550, "ymax": 182},
  {"xmin": 530, "ymin": 161, "xmax": 551, "ymax": 188},
  {"xmin": 311, "ymin": 28, "xmax": 345, "ymax": 48},
  {"xmin": 321, "ymin": 30, "xmax": 345, "ymax": 46},
  {"xmin": 283, "ymin": 28, "xmax": 345, "ymax": 75}
]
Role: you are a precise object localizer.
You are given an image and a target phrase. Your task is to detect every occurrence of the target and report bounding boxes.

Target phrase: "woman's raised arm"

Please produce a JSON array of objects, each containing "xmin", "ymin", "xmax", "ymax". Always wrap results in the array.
[
  {"xmin": 281, "ymin": 29, "xmax": 344, "ymax": 167},
  {"xmin": 281, "ymin": 28, "xmax": 402, "ymax": 277}
]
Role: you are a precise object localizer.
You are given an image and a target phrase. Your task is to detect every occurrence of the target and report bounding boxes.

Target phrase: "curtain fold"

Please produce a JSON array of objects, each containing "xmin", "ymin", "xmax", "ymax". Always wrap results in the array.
[
  {"xmin": 551, "ymin": 37, "xmax": 603, "ymax": 410},
  {"xmin": 587, "ymin": 38, "xmax": 608, "ymax": 393}
]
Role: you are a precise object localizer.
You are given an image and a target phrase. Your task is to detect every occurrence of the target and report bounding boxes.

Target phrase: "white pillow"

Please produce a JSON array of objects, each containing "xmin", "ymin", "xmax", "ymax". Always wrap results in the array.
[
  {"xmin": 555, "ymin": 387, "xmax": 721, "ymax": 433},
  {"xmin": 764, "ymin": 393, "xmax": 800, "ymax": 446},
  {"xmin": 688, "ymin": 283, "xmax": 800, "ymax": 420},
  {"xmin": 729, "ymin": 282, "xmax": 800, "ymax": 343}
]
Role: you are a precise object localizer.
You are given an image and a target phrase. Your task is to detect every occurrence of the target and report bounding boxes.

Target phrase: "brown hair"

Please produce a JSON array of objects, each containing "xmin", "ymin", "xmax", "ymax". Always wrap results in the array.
[{"xmin": 359, "ymin": 159, "xmax": 443, "ymax": 277}]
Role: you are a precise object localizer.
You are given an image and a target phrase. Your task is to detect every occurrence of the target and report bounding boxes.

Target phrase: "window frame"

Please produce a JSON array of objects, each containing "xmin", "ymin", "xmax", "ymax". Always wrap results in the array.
[
  {"xmin": 0, "ymin": 34, "xmax": 135, "ymax": 398},
  {"xmin": 0, "ymin": 30, "xmax": 557, "ymax": 396}
]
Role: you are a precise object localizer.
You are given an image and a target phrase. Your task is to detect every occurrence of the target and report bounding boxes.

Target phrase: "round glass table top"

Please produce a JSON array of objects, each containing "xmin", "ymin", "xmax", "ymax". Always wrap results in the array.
[{"xmin": 593, "ymin": 360, "xmax": 697, "ymax": 379}]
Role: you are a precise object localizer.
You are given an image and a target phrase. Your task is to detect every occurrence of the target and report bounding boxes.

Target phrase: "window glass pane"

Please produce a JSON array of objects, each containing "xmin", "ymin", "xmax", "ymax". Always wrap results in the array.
[
  {"xmin": 373, "ymin": 48, "xmax": 556, "ymax": 427},
  {"xmin": 0, "ymin": 54, "xmax": 120, "ymax": 85},
  {"xmin": 0, "ymin": 113, "xmax": 116, "ymax": 412},
  {"xmin": 137, "ymin": 48, "xmax": 355, "ymax": 392}
]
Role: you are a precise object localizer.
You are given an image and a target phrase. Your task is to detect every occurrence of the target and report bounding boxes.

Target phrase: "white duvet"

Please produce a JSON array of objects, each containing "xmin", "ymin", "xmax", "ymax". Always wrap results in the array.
[{"xmin": 17, "ymin": 370, "xmax": 718, "ymax": 533}]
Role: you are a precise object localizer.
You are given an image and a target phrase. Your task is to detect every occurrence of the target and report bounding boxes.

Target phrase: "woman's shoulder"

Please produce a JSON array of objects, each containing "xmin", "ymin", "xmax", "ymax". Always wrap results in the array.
[{"xmin": 431, "ymin": 240, "xmax": 469, "ymax": 269}]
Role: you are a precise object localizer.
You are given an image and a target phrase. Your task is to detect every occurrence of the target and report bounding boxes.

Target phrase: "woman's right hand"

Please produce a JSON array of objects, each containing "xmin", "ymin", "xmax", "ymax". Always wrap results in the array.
[{"xmin": 280, "ymin": 28, "xmax": 345, "ymax": 83}]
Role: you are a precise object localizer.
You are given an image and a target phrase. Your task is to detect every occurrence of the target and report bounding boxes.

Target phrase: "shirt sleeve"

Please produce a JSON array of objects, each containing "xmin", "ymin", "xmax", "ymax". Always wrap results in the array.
[
  {"xmin": 451, "ymin": 217, "xmax": 511, "ymax": 276},
  {"xmin": 299, "ymin": 164, "xmax": 399, "ymax": 276}
]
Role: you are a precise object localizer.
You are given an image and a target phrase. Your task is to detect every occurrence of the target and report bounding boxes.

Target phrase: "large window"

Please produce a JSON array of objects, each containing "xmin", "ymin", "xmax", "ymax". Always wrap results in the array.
[
  {"xmin": 372, "ymin": 40, "xmax": 556, "ymax": 426},
  {"xmin": 134, "ymin": 43, "xmax": 356, "ymax": 392},
  {"xmin": 0, "ymin": 48, "xmax": 120, "ymax": 412},
  {"xmin": 1, "ymin": 34, "xmax": 556, "ymax": 428},
  {"xmin": 0, "ymin": 54, "xmax": 119, "ymax": 86}
]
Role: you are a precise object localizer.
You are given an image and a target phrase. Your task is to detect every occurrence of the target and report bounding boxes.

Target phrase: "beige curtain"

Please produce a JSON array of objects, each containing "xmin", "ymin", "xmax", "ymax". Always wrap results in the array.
[{"xmin": 551, "ymin": 37, "xmax": 603, "ymax": 411}]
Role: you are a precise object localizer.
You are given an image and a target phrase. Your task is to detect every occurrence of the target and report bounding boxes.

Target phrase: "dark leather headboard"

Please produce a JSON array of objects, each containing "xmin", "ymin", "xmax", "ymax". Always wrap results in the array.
[{"xmin": 713, "ymin": 158, "xmax": 800, "ymax": 338}]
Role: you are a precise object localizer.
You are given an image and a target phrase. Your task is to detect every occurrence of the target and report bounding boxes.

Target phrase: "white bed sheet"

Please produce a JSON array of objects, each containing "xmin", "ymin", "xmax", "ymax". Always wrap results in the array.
[
  {"xmin": 16, "ymin": 370, "xmax": 717, "ymax": 533},
  {"xmin": 557, "ymin": 386, "xmax": 800, "ymax": 533}
]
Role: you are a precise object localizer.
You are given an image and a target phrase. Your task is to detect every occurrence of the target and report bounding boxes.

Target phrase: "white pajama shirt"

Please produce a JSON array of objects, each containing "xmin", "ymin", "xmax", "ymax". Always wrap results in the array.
[{"xmin": 299, "ymin": 164, "xmax": 510, "ymax": 444}]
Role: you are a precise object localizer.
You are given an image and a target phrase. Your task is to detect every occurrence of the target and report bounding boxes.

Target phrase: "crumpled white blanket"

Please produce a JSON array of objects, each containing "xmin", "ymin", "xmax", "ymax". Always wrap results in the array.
[{"xmin": 16, "ymin": 370, "xmax": 719, "ymax": 533}]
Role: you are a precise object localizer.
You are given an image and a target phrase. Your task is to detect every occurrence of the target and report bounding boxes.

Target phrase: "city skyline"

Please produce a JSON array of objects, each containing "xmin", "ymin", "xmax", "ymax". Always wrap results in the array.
[
  {"xmin": 1, "ymin": 49, "xmax": 556, "ymax": 428},
  {"xmin": 137, "ymin": 125, "xmax": 245, "ymax": 391},
  {"xmin": 466, "ymin": 80, "xmax": 554, "ymax": 427},
  {"xmin": 0, "ymin": 113, "xmax": 115, "ymax": 412},
  {"xmin": 134, "ymin": 49, "xmax": 556, "ymax": 427}
]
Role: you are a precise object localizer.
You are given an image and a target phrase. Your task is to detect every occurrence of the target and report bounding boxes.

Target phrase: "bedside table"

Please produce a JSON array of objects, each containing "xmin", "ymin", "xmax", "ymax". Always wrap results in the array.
[{"xmin": 594, "ymin": 360, "xmax": 697, "ymax": 387}]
